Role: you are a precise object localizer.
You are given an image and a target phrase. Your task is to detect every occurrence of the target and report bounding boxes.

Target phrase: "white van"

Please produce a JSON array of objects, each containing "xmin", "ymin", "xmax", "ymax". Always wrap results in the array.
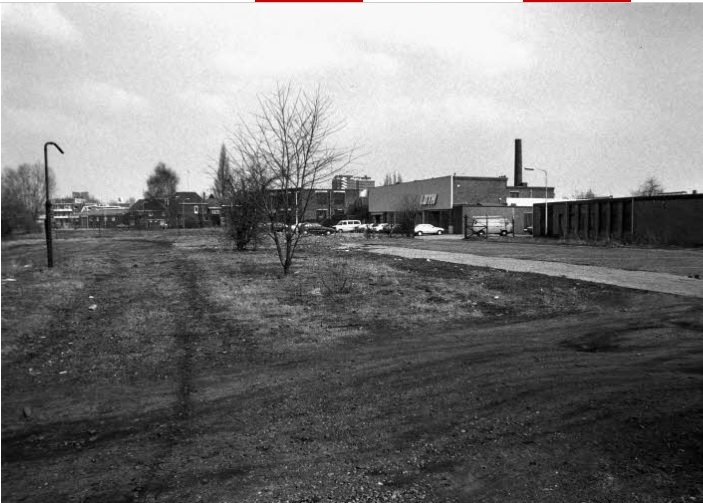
[
  {"xmin": 333, "ymin": 220, "xmax": 361, "ymax": 233},
  {"xmin": 469, "ymin": 216, "xmax": 513, "ymax": 236}
]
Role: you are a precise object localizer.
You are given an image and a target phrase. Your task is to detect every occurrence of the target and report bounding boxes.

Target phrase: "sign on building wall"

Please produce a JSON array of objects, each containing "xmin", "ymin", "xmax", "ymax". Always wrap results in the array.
[{"xmin": 420, "ymin": 194, "xmax": 438, "ymax": 206}]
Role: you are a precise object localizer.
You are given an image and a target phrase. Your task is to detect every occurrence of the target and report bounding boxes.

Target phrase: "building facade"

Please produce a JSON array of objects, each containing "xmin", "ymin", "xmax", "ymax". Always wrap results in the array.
[
  {"xmin": 369, "ymin": 175, "xmax": 539, "ymax": 234},
  {"xmin": 79, "ymin": 207, "xmax": 130, "ymax": 229},
  {"xmin": 128, "ymin": 198, "xmax": 168, "ymax": 229},
  {"xmin": 368, "ymin": 139, "xmax": 557, "ymax": 234},
  {"xmin": 332, "ymin": 175, "xmax": 375, "ymax": 191},
  {"xmin": 534, "ymin": 193, "xmax": 703, "ymax": 245},
  {"xmin": 167, "ymin": 192, "xmax": 210, "ymax": 228}
]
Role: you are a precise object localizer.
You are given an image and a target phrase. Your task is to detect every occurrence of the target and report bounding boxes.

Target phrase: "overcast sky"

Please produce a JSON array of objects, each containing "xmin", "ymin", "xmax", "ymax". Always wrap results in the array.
[{"xmin": 2, "ymin": 3, "xmax": 702, "ymax": 201}]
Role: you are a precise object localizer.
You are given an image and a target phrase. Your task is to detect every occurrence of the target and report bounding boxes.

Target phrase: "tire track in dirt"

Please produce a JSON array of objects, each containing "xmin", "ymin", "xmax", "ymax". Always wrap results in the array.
[{"xmin": 133, "ymin": 245, "xmax": 222, "ymax": 502}]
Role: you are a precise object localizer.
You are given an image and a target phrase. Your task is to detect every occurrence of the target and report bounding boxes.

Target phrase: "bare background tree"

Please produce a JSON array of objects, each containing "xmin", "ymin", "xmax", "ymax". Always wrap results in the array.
[
  {"xmin": 573, "ymin": 188, "xmax": 597, "ymax": 199},
  {"xmin": 382, "ymin": 171, "xmax": 403, "ymax": 186},
  {"xmin": 632, "ymin": 176, "xmax": 664, "ymax": 197},
  {"xmin": 1, "ymin": 163, "xmax": 56, "ymax": 235},
  {"xmin": 228, "ymin": 83, "xmax": 354, "ymax": 273},
  {"xmin": 394, "ymin": 194, "xmax": 419, "ymax": 237},
  {"xmin": 212, "ymin": 144, "xmax": 232, "ymax": 200},
  {"xmin": 144, "ymin": 162, "xmax": 179, "ymax": 199},
  {"xmin": 225, "ymin": 166, "xmax": 265, "ymax": 251}
]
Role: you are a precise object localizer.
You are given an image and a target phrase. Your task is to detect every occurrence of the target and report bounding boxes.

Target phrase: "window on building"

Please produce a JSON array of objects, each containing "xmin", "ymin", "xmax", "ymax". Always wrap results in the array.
[
  {"xmin": 315, "ymin": 191, "xmax": 328, "ymax": 205},
  {"xmin": 194, "ymin": 206, "xmax": 198, "ymax": 214},
  {"xmin": 509, "ymin": 191, "xmax": 520, "ymax": 198},
  {"xmin": 332, "ymin": 191, "xmax": 345, "ymax": 206}
]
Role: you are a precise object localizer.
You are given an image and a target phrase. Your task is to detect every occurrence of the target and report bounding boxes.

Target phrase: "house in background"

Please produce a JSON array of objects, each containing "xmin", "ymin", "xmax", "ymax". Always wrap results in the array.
[
  {"xmin": 79, "ymin": 206, "xmax": 130, "ymax": 229},
  {"xmin": 51, "ymin": 199, "xmax": 80, "ymax": 228},
  {"xmin": 128, "ymin": 198, "xmax": 168, "ymax": 229},
  {"xmin": 167, "ymin": 192, "xmax": 209, "ymax": 228},
  {"xmin": 260, "ymin": 188, "xmax": 366, "ymax": 224}
]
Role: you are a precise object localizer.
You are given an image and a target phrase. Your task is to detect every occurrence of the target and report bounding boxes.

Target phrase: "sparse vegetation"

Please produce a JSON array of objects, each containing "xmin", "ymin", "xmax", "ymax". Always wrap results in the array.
[
  {"xmin": 1, "ymin": 162, "xmax": 56, "ymax": 235},
  {"xmin": 2, "ymin": 232, "xmax": 701, "ymax": 502}
]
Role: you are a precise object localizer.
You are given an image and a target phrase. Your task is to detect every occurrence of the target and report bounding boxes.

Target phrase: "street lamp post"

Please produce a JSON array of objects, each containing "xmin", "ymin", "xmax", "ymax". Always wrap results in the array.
[
  {"xmin": 44, "ymin": 142, "xmax": 64, "ymax": 268},
  {"xmin": 524, "ymin": 167, "xmax": 548, "ymax": 237}
]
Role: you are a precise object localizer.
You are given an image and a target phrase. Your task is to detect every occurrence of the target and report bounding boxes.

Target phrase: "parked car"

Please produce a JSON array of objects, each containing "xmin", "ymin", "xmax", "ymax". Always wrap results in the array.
[
  {"xmin": 300, "ymin": 223, "xmax": 336, "ymax": 236},
  {"xmin": 333, "ymin": 219, "xmax": 361, "ymax": 233},
  {"xmin": 378, "ymin": 223, "xmax": 404, "ymax": 235},
  {"xmin": 469, "ymin": 216, "xmax": 513, "ymax": 237},
  {"xmin": 371, "ymin": 223, "xmax": 390, "ymax": 233},
  {"xmin": 269, "ymin": 222, "xmax": 287, "ymax": 232},
  {"xmin": 414, "ymin": 224, "xmax": 445, "ymax": 236},
  {"xmin": 355, "ymin": 223, "xmax": 374, "ymax": 233},
  {"xmin": 159, "ymin": 220, "xmax": 168, "ymax": 229}
]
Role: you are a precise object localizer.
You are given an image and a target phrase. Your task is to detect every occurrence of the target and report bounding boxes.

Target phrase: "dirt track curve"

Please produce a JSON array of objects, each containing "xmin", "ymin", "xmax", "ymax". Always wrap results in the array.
[{"xmin": 366, "ymin": 245, "xmax": 703, "ymax": 299}]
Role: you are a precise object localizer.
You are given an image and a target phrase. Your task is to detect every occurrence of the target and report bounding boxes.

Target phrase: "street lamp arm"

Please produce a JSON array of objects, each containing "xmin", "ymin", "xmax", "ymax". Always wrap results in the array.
[{"xmin": 45, "ymin": 142, "xmax": 64, "ymax": 155}]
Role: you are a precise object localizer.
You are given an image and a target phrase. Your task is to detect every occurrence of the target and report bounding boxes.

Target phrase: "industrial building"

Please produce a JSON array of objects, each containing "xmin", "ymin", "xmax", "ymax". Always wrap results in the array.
[
  {"xmin": 368, "ymin": 139, "xmax": 554, "ymax": 234},
  {"xmin": 536, "ymin": 193, "xmax": 703, "ymax": 246}
]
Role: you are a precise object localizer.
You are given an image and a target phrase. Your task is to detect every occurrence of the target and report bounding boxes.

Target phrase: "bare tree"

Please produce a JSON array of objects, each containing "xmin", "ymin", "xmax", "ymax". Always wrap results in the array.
[
  {"xmin": 383, "ymin": 171, "xmax": 403, "ymax": 186},
  {"xmin": 1, "ymin": 163, "xmax": 56, "ymax": 233},
  {"xmin": 231, "ymin": 83, "xmax": 354, "ymax": 273},
  {"xmin": 632, "ymin": 176, "xmax": 664, "ymax": 197},
  {"xmin": 144, "ymin": 162, "xmax": 179, "ymax": 199}
]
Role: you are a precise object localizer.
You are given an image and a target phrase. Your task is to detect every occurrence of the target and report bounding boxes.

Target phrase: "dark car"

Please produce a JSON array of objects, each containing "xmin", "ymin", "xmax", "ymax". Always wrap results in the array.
[
  {"xmin": 300, "ymin": 223, "xmax": 335, "ymax": 236},
  {"xmin": 378, "ymin": 223, "xmax": 404, "ymax": 234}
]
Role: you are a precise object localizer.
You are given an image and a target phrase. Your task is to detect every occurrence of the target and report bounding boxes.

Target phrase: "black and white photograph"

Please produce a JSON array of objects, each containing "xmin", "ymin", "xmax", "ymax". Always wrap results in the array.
[{"xmin": 2, "ymin": 3, "xmax": 702, "ymax": 502}]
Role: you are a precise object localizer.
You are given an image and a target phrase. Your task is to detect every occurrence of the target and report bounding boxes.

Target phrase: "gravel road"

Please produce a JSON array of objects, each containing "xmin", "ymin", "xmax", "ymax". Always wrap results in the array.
[{"xmin": 366, "ymin": 245, "xmax": 703, "ymax": 299}]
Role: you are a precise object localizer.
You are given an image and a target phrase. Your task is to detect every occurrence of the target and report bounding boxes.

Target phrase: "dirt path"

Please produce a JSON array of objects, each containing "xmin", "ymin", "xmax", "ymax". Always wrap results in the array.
[{"xmin": 366, "ymin": 245, "xmax": 703, "ymax": 299}]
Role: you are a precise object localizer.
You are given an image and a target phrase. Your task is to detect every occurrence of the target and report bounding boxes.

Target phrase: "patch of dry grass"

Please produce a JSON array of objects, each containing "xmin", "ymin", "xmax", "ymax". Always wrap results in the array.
[{"xmin": 186, "ymin": 234, "xmax": 619, "ymax": 354}]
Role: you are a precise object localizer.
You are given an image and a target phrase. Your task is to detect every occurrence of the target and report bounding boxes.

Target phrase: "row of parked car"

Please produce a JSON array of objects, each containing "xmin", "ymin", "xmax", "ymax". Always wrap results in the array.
[
  {"xmin": 267, "ymin": 220, "xmax": 447, "ymax": 236},
  {"xmin": 333, "ymin": 220, "xmax": 447, "ymax": 236},
  {"xmin": 269, "ymin": 216, "xmax": 514, "ymax": 237}
]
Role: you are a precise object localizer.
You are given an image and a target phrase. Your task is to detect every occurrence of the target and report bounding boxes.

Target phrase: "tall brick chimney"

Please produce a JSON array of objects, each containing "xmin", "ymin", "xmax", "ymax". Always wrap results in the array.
[{"xmin": 514, "ymin": 139, "xmax": 523, "ymax": 187}]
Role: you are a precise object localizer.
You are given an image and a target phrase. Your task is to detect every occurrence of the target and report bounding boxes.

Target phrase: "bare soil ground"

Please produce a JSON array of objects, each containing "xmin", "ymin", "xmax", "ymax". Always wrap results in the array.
[{"xmin": 2, "ymin": 230, "xmax": 702, "ymax": 503}]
